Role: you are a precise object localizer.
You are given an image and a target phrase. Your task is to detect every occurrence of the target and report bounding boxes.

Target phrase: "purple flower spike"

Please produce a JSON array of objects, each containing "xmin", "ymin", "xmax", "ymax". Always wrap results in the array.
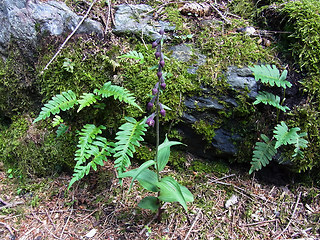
[
  {"xmin": 161, "ymin": 82, "xmax": 166, "ymax": 90},
  {"xmin": 152, "ymin": 88, "xmax": 158, "ymax": 95},
  {"xmin": 160, "ymin": 109, "xmax": 166, "ymax": 117},
  {"xmin": 146, "ymin": 114, "xmax": 155, "ymax": 127},
  {"xmin": 157, "ymin": 71, "xmax": 162, "ymax": 78},
  {"xmin": 160, "ymin": 60, "xmax": 165, "ymax": 68},
  {"xmin": 155, "ymin": 52, "xmax": 160, "ymax": 58},
  {"xmin": 147, "ymin": 102, "xmax": 154, "ymax": 110},
  {"xmin": 159, "ymin": 27, "xmax": 165, "ymax": 36},
  {"xmin": 152, "ymin": 41, "xmax": 158, "ymax": 48}
]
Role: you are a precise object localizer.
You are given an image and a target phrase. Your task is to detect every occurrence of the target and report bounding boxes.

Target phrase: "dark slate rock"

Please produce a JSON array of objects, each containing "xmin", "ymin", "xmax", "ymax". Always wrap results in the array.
[
  {"xmin": 113, "ymin": 4, "xmax": 174, "ymax": 40},
  {"xmin": 185, "ymin": 96, "xmax": 224, "ymax": 110},
  {"xmin": 226, "ymin": 66, "xmax": 258, "ymax": 98},
  {"xmin": 212, "ymin": 129, "xmax": 240, "ymax": 156}
]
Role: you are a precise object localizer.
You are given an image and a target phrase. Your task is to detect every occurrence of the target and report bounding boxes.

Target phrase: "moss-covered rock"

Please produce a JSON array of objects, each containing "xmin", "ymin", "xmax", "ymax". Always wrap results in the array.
[{"xmin": 0, "ymin": 115, "xmax": 76, "ymax": 178}]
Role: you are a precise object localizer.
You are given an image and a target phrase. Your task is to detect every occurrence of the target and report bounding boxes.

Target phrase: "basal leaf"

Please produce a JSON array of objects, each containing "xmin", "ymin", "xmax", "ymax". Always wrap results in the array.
[
  {"xmin": 138, "ymin": 196, "xmax": 159, "ymax": 212},
  {"xmin": 157, "ymin": 176, "xmax": 193, "ymax": 211}
]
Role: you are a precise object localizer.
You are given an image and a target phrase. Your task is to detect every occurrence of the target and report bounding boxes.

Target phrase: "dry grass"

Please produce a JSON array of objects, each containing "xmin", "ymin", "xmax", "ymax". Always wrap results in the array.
[{"xmin": 1, "ymin": 160, "xmax": 319, "ymax": 239}]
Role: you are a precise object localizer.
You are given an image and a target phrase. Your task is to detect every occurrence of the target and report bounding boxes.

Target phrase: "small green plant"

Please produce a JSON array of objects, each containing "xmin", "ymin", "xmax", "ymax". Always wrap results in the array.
[
  {"xmin": 33, "ymin": 81, "xmax": 143, "ymax": 189},
  {"xmin": 117, "ymin": 29, "xmax": 193, "ymax": 218},
  {"xmin": 249, "ymin": 65, "xmax": 308, "ymax": 173},
  {"xmin": 117, "ymin": 50, "xmax": 145, "ymax": 64},
  {"xmin": 62, "ymin": 58, "xmax": 75, "ymax": 73},
  {"xmin": 7, "ymin": 168, "xmax": 13, "ymax": 178}
]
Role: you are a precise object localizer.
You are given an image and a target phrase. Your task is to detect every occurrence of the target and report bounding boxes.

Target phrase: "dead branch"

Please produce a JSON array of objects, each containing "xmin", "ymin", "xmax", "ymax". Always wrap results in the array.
[
  {"xmin": 274, "ymin": 192, "xmax": 301, "ymax": 239},
  {"xmin": 0, "ymin": 201, "xmax": 24, "ymax": 209},
  {"xmin": 0, "ymin": 221, "xmax": 15, "ymax": 236},
  {"xmin": 209, "ymin": 3, "xmax": 231, "ymax": 25},
  {"xmin": 41, "ymin": 0, "xmax": 98, "ymax": 74},
  {"xmin": 183, "ymin": 209, "xmax": 201, "ymax": 240}
]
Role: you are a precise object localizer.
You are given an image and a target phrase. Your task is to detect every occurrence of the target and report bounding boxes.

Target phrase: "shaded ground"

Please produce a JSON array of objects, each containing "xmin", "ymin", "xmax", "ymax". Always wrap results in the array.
[{"xmin": 1, "ymin": 160, "xmax": 319, "ymax": 239}]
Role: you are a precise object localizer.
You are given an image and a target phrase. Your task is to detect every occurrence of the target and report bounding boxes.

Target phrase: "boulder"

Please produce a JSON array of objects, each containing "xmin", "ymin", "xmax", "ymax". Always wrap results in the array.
[
  {"xmin": 113, "ymin": 4, "xmax": 174, "ymax": 40},
  {"xmin": 0, "ymin": 0, "xmax": 103, "ymax": 58}
]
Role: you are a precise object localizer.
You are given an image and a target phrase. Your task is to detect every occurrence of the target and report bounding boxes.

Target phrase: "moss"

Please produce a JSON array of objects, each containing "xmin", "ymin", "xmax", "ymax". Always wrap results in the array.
[
  {"xmin": 0, "ymin": 45, "xmax": 39, "ymax": 117},
  {"xmin": 190, "ymin": 159, "xmax": 229, "ymax": 174},
  {"xmin": 192, "ymin": 120, "xmax": 218, "ymax": 143},
  {"xmin": 281, "ymin": 0, "xmax": 320, "ymax": 75},
  {"xmin": 0, "ymin": 115, "xmax": 76, "ymax": 179}
]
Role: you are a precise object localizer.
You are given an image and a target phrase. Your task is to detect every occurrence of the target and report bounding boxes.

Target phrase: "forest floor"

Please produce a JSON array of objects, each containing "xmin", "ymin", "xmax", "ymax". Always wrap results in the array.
[{"xmin": 1, "ymin": 159, "xmax": 319, "ymax": 239}]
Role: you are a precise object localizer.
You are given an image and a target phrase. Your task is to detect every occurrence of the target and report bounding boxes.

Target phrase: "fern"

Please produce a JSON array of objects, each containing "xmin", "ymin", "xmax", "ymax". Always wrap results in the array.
[
  {"xmin": 69, "ymin": 125, "xmax": 114, "ymax": 188},
  {"xmin": 94, "ymin": 82, "xmax": 142, "ymax": 111},
  {"xmin": 292, "ymin": 132, "xmax": 308, "ymax": 158},
  {"xmin": 113, "ymin": 117, "xmax": 148, "ymax": 176},
  {"xmin": 77, "ymin": 93, "xmax": 100, "ymax": 112},
  {"xmin": 249, "ymin": 65, "xmax": 292, "ymax": 89},
  {"xmin": 273, "ymin": 121, "xmax": 301, "ymax": 149},
  {"xmin": 250, "ymin": 134, "xmax": 277, "ymax": 174},
  {"xmin": 56, "ymin": 123, "xmax": 69, "ymax": 137},
  {"xmin": 52, "ymin": 115, "xmax": 64, "ymax": 127},
  {"xmin": 33, "ymin": 90, "xmax": 78, "ymax": 123},
  {"xmin": 117, "ymin": 51, "xmax": 144, "ymax": 64},
  {"xmin": 254, "ymin": 91, "xmax": 290, "ymax": 112},
  {"xmin": 75, "ymin": 124, "xmax": 106, "ymax": 165}
]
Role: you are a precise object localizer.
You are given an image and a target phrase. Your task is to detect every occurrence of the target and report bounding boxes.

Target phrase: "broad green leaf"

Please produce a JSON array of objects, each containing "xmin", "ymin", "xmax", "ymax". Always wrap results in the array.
[
  {"xmin": 157, "ymin": 176, "xmax": 193, "ymax": 211},
  {"xmin": 273, "ymin": 121, "xmax": 300, "ymax": 149},
  {"xmin": 138, "ymin": 196, "xmax": 159, "ymax": 212},
  {"xmin": 157, "ymin": 136, "xmax": 183, "ymax": 172},
  {"xmin": 119, "ymin": 160, "xmax": 156, "ymax": 191}
]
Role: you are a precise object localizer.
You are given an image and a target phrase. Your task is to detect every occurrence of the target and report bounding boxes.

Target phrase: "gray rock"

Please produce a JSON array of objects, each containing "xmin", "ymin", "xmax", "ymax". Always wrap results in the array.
[
  {"xmin": 0, "ymin": 0, "xmax": 103, "ymax": 57},
  {"xmin": 169, "ymin": 43, "xmax": 206, "ymax": 74},
  {"xmin": 185, "ymin": 96, "xmax": 224, "ymax": 110},
  {"xmin": 113, "ymin": 4, "xmax": 174, "ymax": 40},
  {"xmin": 226, "ymin": 66, "xmax": 258, "ymax": 98},
  {"xmin": 212, "ymin": 128, "xmax": 240, "ymax": 155}
]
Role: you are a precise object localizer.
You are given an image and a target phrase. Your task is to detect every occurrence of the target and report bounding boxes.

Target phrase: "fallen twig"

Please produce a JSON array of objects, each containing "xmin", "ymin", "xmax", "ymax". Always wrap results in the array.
[
  {"xmin": 274, "ymin": 192, "xmax": 301, "ymax": 239},
  {"xmin": 183, "ymin": 209, "xmax": 201, "ymax": 240},
  {"xmin": 209, "ymin": 174, "xmax": 236, "ymax": 183},
  {"xmin": 0, "ymin": 201, "xmax": 24, "ymax": 209},
  {"xmin": 240, "ymin": 219, "xmax": 278, "ymax": 227},
  {"xmin": 0, "ymin": 221, "xmax": 15, "ymax": 236},
  {"xmin": 104, "ymin": 0, "xmax": 112, "ymax": 34},
  {"xmin": 0, "ymin": 197, "xmax": 9, "ymax": 206},
  {"xmin": 41, "ymin": 0, "xmax": 98, "ymax": 74},
  {"xmin": 209, "ymin": 3, "xmax": 231, "ymax": 25}
]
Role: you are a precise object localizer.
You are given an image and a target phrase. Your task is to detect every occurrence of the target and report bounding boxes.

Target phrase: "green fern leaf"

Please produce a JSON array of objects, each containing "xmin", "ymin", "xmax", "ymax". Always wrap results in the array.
[
  {"xmin": 250, "ymin": 134, "xmax": 277, "ymax": 174},
  {"xmin": 52, "ymin": 115, "xmax": 64, "ymax": 127},
  {"xmin": 113, "ymin": 117, "xmax": 148, "ymax": 176},
  {"xmin": 254, "ymin": 91, "xmax": 290, "ymax": 112},
  {"xmin": 117, "ymin": 51, "xmax": 144, "ymax": 64},
  {"xmin": 77, "ymin": 93, "xmax": 100, "ymax": 112},
  {"xmin": 34, "ymin": 90, "xmax": 78, "ymax": 123},
  {"xmin": 292, "ymin": 132, "xmax": 308, "ymax": 158},
  {"xmin": 94, "ymin": 82, "xmax": 142, "ymax": 111},
  {"xmin": 249, "ymin": 65, "xmax": 292, "ymax": 89},
  {"xmin": 56, "ymin": 123, "xmax": 69, "ymax": 137},
  {"xmin": 75, "ymin": 124, "xmax": 106, "ymax": 165},
  {"xmin": 69, "ymin": 132, "xmax": 114, "ymax": 189},
  {"xmin": 273, "ymin": 121, "xmax": 300, "ymax": 149}
]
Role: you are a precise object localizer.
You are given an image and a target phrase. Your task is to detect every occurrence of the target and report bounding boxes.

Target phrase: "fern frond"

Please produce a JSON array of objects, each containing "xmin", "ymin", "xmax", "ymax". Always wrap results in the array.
[
  {"xmin": 249, "ymin": 65, "xmax": 292, "ymax": 89},
  {"xmin": 250, "ymin": 134, "xmax": 277, "ymax": 174},
  {"xmin": 34, "ymin": 90, "xmax": 78, "ymax": 123},
  {"xmin": 113, "ymin": 117, "xmax": 148, "ymax": 176},
  {"xmin": 56, "ymin": 123, "xmax": 69, "ymax": 137},
  {"xmin": 253, "ymin": 91, "xmax": 290, "ymax": 112},
  {"xmin": 292, "ymin": 132, "xmax": 308, "ymax": 158},
  {"xmin": 273, "ymin": 121, "xmax": 300, "ymax": 149},
  {"xmin": 77, "ymin": 93, "xmax": 100, "ymax": 112},
  {"xmin": 69, "ymin": 131, "xmax": 115, "ymax": 189},
  {"xmin": 94, "ymin": 82, "xmax": 142, "ymax": 111},
  {"xmin": 52, "ymin": 115, "xmax": 64, "ymax": 127},
  {"xmin": 117, "ymin": 51, "xmax": 144, "ymax": 64},
  {"xmin": 75, "ymin": 124, "xmax": 106, "ymax": 165}
]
